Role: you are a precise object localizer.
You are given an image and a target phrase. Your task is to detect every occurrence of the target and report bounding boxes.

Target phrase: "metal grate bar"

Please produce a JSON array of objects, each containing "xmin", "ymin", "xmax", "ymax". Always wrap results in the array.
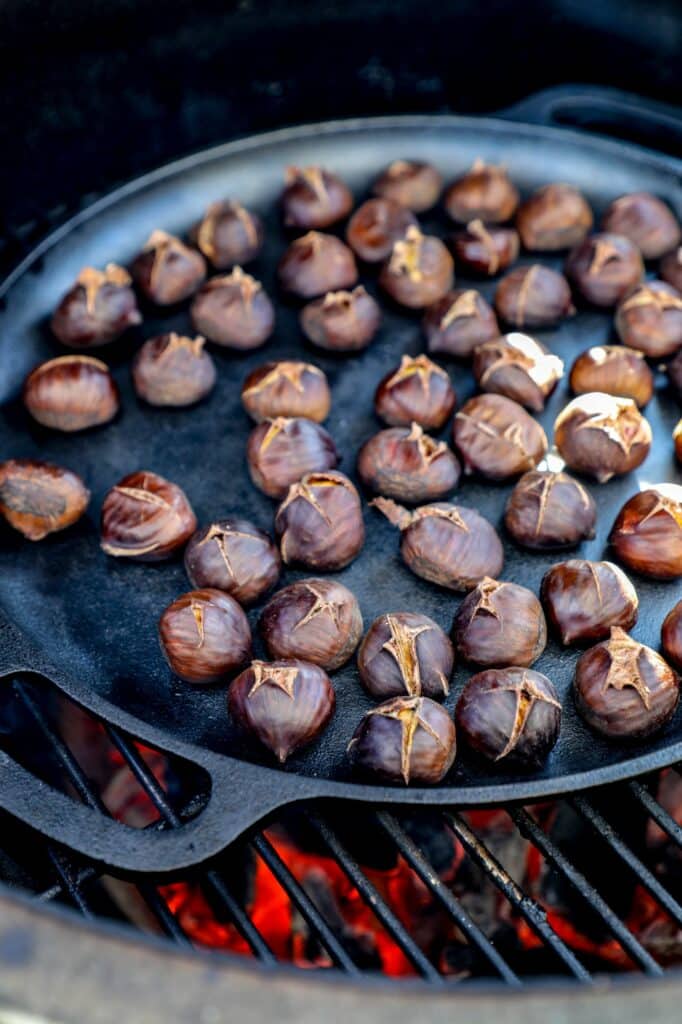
[
  {"xmin": 105, "ymin": 726, "xmax": 182, "ymax": 827},
  {"xmin": 200, "ymin": 872, "xmax": 277, "ymax": 966},
  {"xmin": 627, "ymin": 779, "xmax": 682, "ymax": 846},
  {"xmin": 136, "ymin": 882, "xmax": 195, "ymax": 947},
  {"xmin": 46, "ymin": 849, "xmax": 95, "ymax": 920}
]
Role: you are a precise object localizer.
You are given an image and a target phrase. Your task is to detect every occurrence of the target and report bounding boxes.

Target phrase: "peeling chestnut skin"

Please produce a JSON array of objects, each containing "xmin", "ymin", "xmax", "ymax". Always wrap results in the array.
[
  {"xmin": 358, "ymin": 613, "xmax": 454, "ymax": 701},
  {"xmin": 300, "ymin": 286, "xmax": 381, "ymax": 352},
  {"xmin": 661, "ymin": 600, "xmax": 682, "ymax": 672},
  {"xmin": 184, "ymin": 518, "xmax": 281, "ymax": 605},
  {"xmin": 346, "ymin": 198, "xmax": 417, "ymax": 263},
  {"xmin": 601, "ymin": 193, "xmax": 681, "ymax": 260},
  {"xmin": 281, "ymin": 166, "xmax": 353, "ymax": 229},
  {"xmin": 614, "ymin": 280, "xmax": 682, "ymax": 358},
  {"xmin": 51, "ymin": 265, "xmax": 141, "ymax": 348},
  {"xmin": 0, "ymin": 459, "xmax": 90, "ymax": 541},
  {"xmin": 452, "ymin": 578, "xmax": 546, "ymax": 669},
  {"xmin": 246, "ymin": 418, "xmax": 339, "ymax": 500},
  {"xmin": 260, "ymin": 578, "xmax": 362, "ymax": 671},
  {"xmin": 278, "ymin": 232, "xmax": 358, "ymax": 299},
  {"xmin": 348, "ymin": 695, "xmax": 456, "ymax": 785},
  {"xmin": 374, "ymin": 354, "xmax": 455, "ymax": 431},
  {"xmin": 569, "ymin": 345, "xmax": 654, "ymax": 408},
  {"xmin": 241, "ymin": 361, "xmax": 331, "ymax": 423},
  {"xmin": 423, "ymin": 289, "xmax": 499, "ymax": 359},
  {"xmin": 190, "ymin": 268, "xmax": 275, "ymax": 349},
  {"xmin": 130, "ymin": 230, "xmax": 206, "ymax": 305},
  {"xmin": 661, "ymin": 247, "xmax": 682, "ymax": 292},
  {"xmin": 494, "ymin": 264, "xmax": 575, "ymax": 328},
  {"xmin": 516, "ymin": 184, "xmax": 593, "ymax": 251},
  {"xmin": 574, "ymin": 627, "xmax": 680, "ymax": 740},
  {"xmin": 609, "ymin": 485, "xmax": 682, "ymax": 580},
  {"xmin": 373, "ymin": 499, "xmax": 504, "ymax": 592},
  {"xmin": 450, "ymin": 220, "xmax": 520, "ymax": 277},
  {"xmin": 453, "ymin": 393, "xmax": 548, "ymax": 481},
  {"xmin": 444, "ymin": 160, "xmax": 519, "ymax": 225},
  {"xmin": 100, "ymin": 470, "xmax": 196, "ymax": 561},
  {"xmin": 541, "ymin": 559, "xmax": 638, "ymax": 646},
  {"xmin": 456, "ymin": 668, "xmax": 561, "ymax": 770},
  {"xmin": 159, "ymin": 588, "xmax": 252, "ymax": 685},
  {"xmin": 554, "ymin": 392, "xmax": 652, "ymax": 483},
  {"xmin": 190, "ymin": 200, "xmax": 264, "ymax": 268},
  {"xmin": 274, "ymin": 470, "xmax": 364, "ymax": 570},
  {"xmin": 504, "ymin": 470, "xmax": 596, "ymax": 551},
  {"xmin": 357, "ymin": 423, "xmax": 460, "ymax": 504},
  {"xmin": 565, "ymin": 233, "xmax": 644, "ymax": 307},
  {"xmin": 229, "ymin": 659, "xmax": 335, "ymax": 763},
  {"xmin": 472, "ymin": 332, "xmax": 564, "ymax": 413},
  {"xmin": 371, "ymin": 160, "xmax": 443, "ymax": 213},
  {"xmin": 23, "ymin": 355, "xmax": 120, "ymax": 432},
  {"xmin": 132, "ymin": 333, "xmax": 216, "ymax": 407},
  {"xmin": 379, "ymin": 227, "xmax": 454, "ymax": 309}
]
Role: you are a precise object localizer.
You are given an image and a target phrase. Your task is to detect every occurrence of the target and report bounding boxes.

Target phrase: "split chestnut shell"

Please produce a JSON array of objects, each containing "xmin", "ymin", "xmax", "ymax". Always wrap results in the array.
[
  {"xmin": 50, "ymin": 264, "xmax": 141, "ymax": 348},
  {"xmin": 372, "ymin": 160, "xmax": 443, "ymax": 213},
  {"xmin": 374, "ymin": 354, "xmax": 455, "ymax": 431},
  {"xmin": 241, "ymin": 361, "xmax": 331, "ymax": 423},
  {"xmin": 541, "ymin": 559, "xmax": 639, "ymax": 645},
  {"xmin": 158, "ymin": 588, "xmax": 252, "ymax": 685},
  {"xmin": 357, "ymin": 612, "xmax": 454, "ymax": 701},
  {"xmin": 504, "ymin": 470, "xmax": 596, "ymax": 551},
  {"xmin": 379, "ymin": 227, "xmax": 454, "ymax": 309},
  {"xmin": 472, "ymin": 332, "xmax": 563, "ymax": 413},
  {"xmin": 246, "ymin": 417, "xmax": 339, "ymax": 499},
  {"xmin": 357, "ymin": 423, "xmax": 460, "ymax": 504},
  {"xmin": 260, "ymin": 578, "xmax": 362, "ymax": 671},
  {"xmin": 422, "ymin": 289, "xmax": 500, "ymax": 359},
  {"xmin": 184, "ymin": 518, "xmax": 281, "ymax": 605},
  {"xmin": 554, "ymin": 393, "xmax": 652, "ymax": 483},
  {"xmin": 452, "ymin": 578, "xmax": 546, "ymax": 669},
  {"xmin": 0, "ymin": 459, "xmax": 90, "ymax": 541},
  {"xmin": 130, "ymin": 230, "xmax": 206, "ymax": 305},
  {"xmin": 274, "ymin": 471, "xmax": 364, "ymax": 570},
  {"xmin": 100, "ymin": 470, "xmax": 196, "ymax": 561},
  {"xmin": 348, "ymin": 696, "xmax": 456, "ymax": 785},
  {"xmin": 453, "ymin": 393, "xmax": 548, "ymax": 481}
]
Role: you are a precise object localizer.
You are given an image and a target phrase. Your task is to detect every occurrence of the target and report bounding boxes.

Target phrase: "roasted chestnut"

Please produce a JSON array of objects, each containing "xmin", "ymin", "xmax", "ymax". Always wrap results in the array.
[
  {"xmin": 569, "ymin": 345, "xmax": 654, "ymax": 408},
  {"xmin": 260, "ymin": 578, "xmax": 362, "ymax": 670},
  {"xmin": 373, "ymin": 499, "xmax": 504, "ymax": 591},
  {"xmin": 494, "ymin": 264, "xmax": 575, "ymax": 327},
  {"xmin": 541, "ymin": 559, "xmax": 639, "ymax": 645},
  {"xmin": 274, "ymin": 470, "xmax": 364, "ymax": 570},
  {"xmin": 158, "ymin": 589, "xmax": 252, "ymax": 685},
  {"xmin": 661, "ymin": 600, "xmax": 682, "ymax": 671},
  {"xmin": 132, "ymin": 333, "xmax": 216, "ymax": 407},
  {"xmin": 453, "ymin": 393, "xmax": 548, "ymax": 481},
  {"xmin": 574, "ymin": 627, "xmax": 679, "ymax": 739},
  {"xmin": 472, "ymin": 332, "xmax": 564, "ymax": 412},
  {"xmin": 246, "ymin": 418, "xmax": 339, "ymax": 500},
  {"xmin": 450, "ymin": 220, "xmax": 520, "ymax": 277},
  {"xmin": 504, "ymin": 470, "xmax": 596, "ymax": 551},
  {"xmin": 371, "ymin": 160, "xmax": 443, "ymax": 213},
  {"xmin": 374, "ymin": 354, "xmax": 455, "ymax": 431},
  {"xmin": 609, "ymin": 485, "xmax": 682, "ymax": 579},
  {"xmin": 300, "ymin": 286, "xmax": 381, "ymax": 352},
  {"xmin": 51, "ymin": 265, "xmax": 141, "ymax": 348},
  {"xmin": 348, "ymin": 695, "xmax": 456, "ymax": 784},
  {"xmin": 455, "ymin": 668, "xmax": 561, "ymax": 769},
  {"xmin": 358, "ymin": 612, "xmax": 454, "ymax": 700},
  {"xmin": 184, "ymin": 518, "xmax": 281, "ymax": 605},
  {"xmin": 130, "ymin": 230, "xmax": 206, "ymax": 305},
  {"xmin": 378, "ymin": 227, "xmax": 454, "ymax": 309},
  {"xmin": 565, "ymin": 233, "xmax": 644, "ymax": 307},
  {"xmin": 444, "ymin": 160, "xmax": 519, "ymax": 225},
  {"xmin": 614, "ymin": 280, "xmax": 682, "ymax": 358},
  {"xmin": 229, "ymin": 659, "xmax": 335, "ymax": 762},
  {"xmin": 281, "ymin": 166, "xmax": 353, "ymax": 229},
  {"xmin": 23, "ymin": 355, "xmax": 119, "ymax": 431},
  {"xmin": 675, "ymin": 419, "xmax": 682, "ymax": 463},
  {"xmin": 452, "ymin": 578, "xmax": 546, "ymax": 668},
  {"xmin": 357, "ymin": 423, "xmax": 460, "ymax": 503},
  {"xmin": 345, "ymin": 198, "xmax": 417, "ymax": 262},
  {"xmin": 661, "ymin": 246, "xmax": 682, "ymax": 292},
  {"xmin": 278, "ymin": 231, "xmax": 358, "ymax": 299},
  {"xmin": 190, "ymin": 268, "xmax": 275, "ymax": 349},
  {"xmin": 0, "ymin": 459, "xmax": 90, "ymax": 541},
  {"xmin": 601, "ymin": 192, "xmax": 681, "ymax": 260},
  {"xmin": 100, "ymin": 470, "xmax": 196, "ymax": 561},
  {"xmin": 516, "ymin": 184, "xmax": 593, "ymax": 251},
  {"xmin": 422, "ymin": 289, "xmax": 500, "ymax": 359},
  {"xmin": 190, "ymin": 200, "xmax": 264, "ymax": 268},
  {"xmin": 241, "ymin": 361, "xmax": 331, "ymax": 423},
  {"xmin": 553, "ymin": 392, "xmax": 652, "ymax": 483}
]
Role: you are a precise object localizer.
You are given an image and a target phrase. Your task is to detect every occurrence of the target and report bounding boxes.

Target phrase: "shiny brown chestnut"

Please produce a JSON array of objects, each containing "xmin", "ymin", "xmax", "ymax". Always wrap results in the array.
[
  {"xmin": 373, "ymin": 499, "xmax": 504, "ymax": 592},
  {"xmin": 51, "ymin": 265, "xmax": 141, "ymax": 348},
  {"xmin": 374, "ymin": 354, "xmax": 455, "ymax": 431},
  {"xmin": 379, "ymin": 227, "xmax": 454, "ymax": 309},
  {"xmin": 345, "ymin": 198, "xmax": 417, "ymax": 263},
  {"xmin": 601, "ymin": 192, "xmax": 681, "ymax": 260},
  {"xmin": 190, "ymin": 200, "xmax": 264, "ymax": 268},
  {"xmin": 246, "ymin": 418, "xmax": 339, "ymax": 500},
  {"xmin": 260, "ymin": 578, "xmax": 362, "ymax": 671},
  {"xmin": 357, "ymin": 423, "xmax": 460, "ymax": 504},
  {"xmin": 661, "ymin": 247, "xmax": 682, "ymax": 292},
  {"xmin": 100, "ymin": 470, "xmax": 196, "ymax": 561},
  {"xmin": 444, "ymin": 160, "xmax": 519, "ymax": 225},
  {"xmin": 229, "ymin": 659, "xmax": 335, "ymax": 763},
  {"xmin": 565, "ymin": 233, "xmax": 644, "ymax": 307},
  {"xmin": 358, "ymin": 613, "xmax": 454, "ymax": 701},
  {"xmin": 453, "ymin": 393, "xmax": 548, "ymax": 481},
  {"xmin": 609, "ymin": 485, "xmax": 682, "ymax": 579},
  {"xmin": 159, "ymin": 588, "xmax": 252, "ymax": 685},
  {"xmin": 130, "ymin": 230, "xmax": 206, "ymax": 305},
  {"xmin": 516, "ymin": 184, "xmax": 593, "ymax": 251},
  {"xmin": 132, "ymin": 333, "xmax": 216, "ymax": 407},
  {"xmin": 504, "ymin": 470, "xmax": 596, "ymax": 551},
  {"xmin": 241, "ymin": 361, "xmax": 331, "ymax": 423},
  {"xmin": 278, "ymin": 231, "xmax": 358, "ymax": 299},
  {"xmin": 348, "ymin": 695, "xmax": 456, "ymax": 785},
  {"xmin": 371, "ymin": 160, "xmax": 443, "ymax": 213},
  {"xmin": 422, "ymin": 289, "xmax": 499, "ymax": 359},
  {"xmin": 274, "ymin": 470, "xmax": 364, "ymax": 570},
  {"xmin": 281, "ymin": 166, "xmax": 353, "ymax": 229},
  {"xmin": 541, "ymin": 559, "xmax": 638, "ymax": 645},
  {"xmin": 494, "ymin": 264, "xmax": 575, "ymax": 327},
  {"xmin": 450, "ymin": 220, "xmax": 520, "ymax": 277},
  {"xmin": 0, "ymin": 459, "xmax": 90, "ymax": 541},
  {"xmin": 300, "ymin": 286, "xmax": 381, "ymax": 352},
  {"xmin": 569, "ymin": 345, "xmax": 654, "ymax": 408},
  {"xmin": 452, "ymin": 578, "xmax": 546, "ymax": 669},
  {"xmin": 554, "ymin": 392, "xmax": 652, "ymax": 483},
  {"xmin": 455, "ymin": 668, "xmax": 561, "ymax": 769},
  {"xmin": 661, "ymin": 600, "xmax": 682, "ymax": 672},
  {"xmin": 190, "ymin": 268, "xmax": 275, "ymax": 349},
  {"xmin": 614, "ymin": 280, "xmax": 682, "ymax": 358},
  {"xmin": 184, "ymin": 518, "xmax": 281, "ymax": 605},
  {"xmin": 23, "ymin": 355, "xmax": 120, "ymax": 432},
  {"xmin": 472, "ymin": 332, "xmax": 564, "ymax": 412},
  {"xmin": 574, "ymin": 627, "xmax": 679, "ymax": 739}
]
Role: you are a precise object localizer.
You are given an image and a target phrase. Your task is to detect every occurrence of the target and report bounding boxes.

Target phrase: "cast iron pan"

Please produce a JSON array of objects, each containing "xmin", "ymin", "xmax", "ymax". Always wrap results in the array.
[{"xmin": 1, "ymin": 114, "xmax": 681, "ymax": 874}]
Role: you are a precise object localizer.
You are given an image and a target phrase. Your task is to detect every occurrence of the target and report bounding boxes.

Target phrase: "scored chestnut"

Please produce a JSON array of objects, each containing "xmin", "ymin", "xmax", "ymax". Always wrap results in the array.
[
  {"xmin": 516, "ymin": 183, "xmax": 593, "ymax": 251},
  {"xmin": 472, "ymin": 332, "xmax": 564, "ymax": 413},
  {"xmin": 569, "ymin": 345, "xmax": 654, "ymax": 408},
  {"xmin": 614, "ymin": 280, "xmax": 682, "ymax": 358},
  {"xmin": 374, "ymin": 354, "xmax": 455, "ymax": 431},
  {"xmin": 661, "ymin": 247, "xmax": 682, "ymax": 292},
  {"xmin": 51, "ymin": 264, "xmax": 141, "ymax": 348},
  {"xmin": 346, "ymin": 197, "xmax": 417, "ymax": 263},
  {"xmin": 661, "ymin": 600, "xmax": 682, "ymax": 672},
  {"xmin": 278, "ymin": 231, "xmax": 358, "ymax": 299},
  {"xmin": 100, "ymin": 470, "xmax": 196, "ymax": 561},
  {"xmin": 260, "ymin": 578, "xmax": 362, "ymax": 671},
  {"xmin": 132, "ymin": 333, "xmax": 216, "ymax": 407},
  {"xmin": 241, "ymin": 361, "xmax": 331, "ymax": 423},
  {"xmin": 130, "ymin": 230, "xmax": 206, "ymax": 305},
  {"xmin": 494, "ymin": 264, "xmax": 575, "ymax": 328},
  {"xmin": 281, "ymin": 166, "xmax": 353, "ymax": 229},
  {"xmin": 274, "ymin": 470, "xmax": 364, "ymax": 570},
  {"xmin": 565, "ymin": 233, "xmax": 644, "ymax": 307},
  {"xmin": 541, "ymin": 559, "xmax": 638, "ymax": 645},
  {"xmin": 504, "ymin": 470, "xmax": 596, "ymax": 551},
  {"xmin": 358, "ymin": 612, "xmax": 454, "ymax": 701},
  {"xmin": 452, "ymin": 578, "xmax": 546, "ymax": 669},
  {"xmin": 190, "ymin": 267, "xmax": 275, "ymax": 349},
  {"xmin": 300, "ymin": 286, "xmax": 381, "ymax": 352},
  {"xmin": 601, "ymin": 192, "xmax": 681, "ymax": 260},
  {"xmin": 184, "ymin": 518, "xmax": 281, "ymax": 605},
  {"xmin": 453, "ymin": 393, "xmax": 548, "ymax": 481},
  {"xmin": 371, "ymin": 160, "xmax": 443, "ymax": 213},
  {"xmin": 379, "ymin": 227, "xmax": 454, "ymax": 309},
  {"xmin": 444, "ymin": 159, "xmax": 519, "ymax": 224},
  {"xmin": 190, "ymin": 200, "xmax": 264, "ymax": 268},
  {"xmin": 357, "ymin": 423, "xmax": 460, "ymax": 504},
  {"xmin": 609, "ymin": 485, "xmax": 682, "ymax": 579},
  {"xmin": 0, "ymin": 459, "xmax": 90, "ymax": 541},
  {"xmin": 23, "ymin": 355, "xmax": 120, "ymax": 432},
  {"xmin": 158, "ymin": 588, "xmax": 252, "ymax": 685},
  {"xmin": 246, "ymin": 418, "xmax": 339, "ymax": 500},
  {"xmin": 422, "ymin": 288, "xmax": 500, "ymax": 359},
  {"xmin": 450, "ymin": 220, "xmax": 520, "ymax": 277},
  {"xmin": 554, "ymin": 392, "xmax": 652, "ymax": 483}
]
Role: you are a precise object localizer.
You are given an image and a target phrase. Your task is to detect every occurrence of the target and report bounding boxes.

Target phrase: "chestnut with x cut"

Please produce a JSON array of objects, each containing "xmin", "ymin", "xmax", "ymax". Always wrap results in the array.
[
  {"xmin": 379, "ymin": 227, "xmax": 453, "ymax": 309},
  {"xmin": 372, "ymin": 159, "xmax": 443, "ymax": 212},
  {"xmin": 158, "ymin": 589, "xmax": 252, "ymax": 685},
  {"xmin": 130, "ymin": 230, "xmax": 206, "ymax": 305},
  {"xmin": 51, "ymin": 264, "xmax": 141, "ymax": 348},
  {"xmin": 609, "ymin": 485, "xmax": 682, "ymax": 579},
  {"xmin": 300, "ymin": 285, "xmax": 381, "ymax": 352},
  {"xmin": 453, "ymin": 393, "xmax": 548, "ymax": 481},
  {"xmin": 100, "ymin": 471, "xmax": 196, "ymax": 561},
  {"xmin": 565, "ymin": 232, "xmax": 644, "ymax": 307},
  {"xmin": 422, "ymin": 288, "xmax": 499, "ymax": 359},
  {"xmin": 274, "ymin": 470, "xmax": 364, "ymax": 570},
  {"xmin": 357, "ymin": 422, "xmax": 460, "ymax": 503},
  {"xmin": 241, "ymin": 360, "xmax": 330, "ymax": 423},
  {"xmin": 246, "ymin": 417, "xmax": 339, "ymax": 499},
  {"xmin": 190, "ymin": 200, "xmax": 264, "ymax": 268},
  {"xmin": 260, "ymin": 578, "xmax": 362, "ymax": 671},
  {"xmin": 472, "ymin": 332, "xmax": 564, "ymax": 412},
  {"xmin": 444, "ymin": 159, "xmax": 519, "ymax": 225},
  {"xmin": 184, "ymin": 518, "xmax": 281, "ymax": 605},
  {"xmin": 450, "ymin": 220, "xmax": 520, "ymax": 277},
  {"xmin": 348, "ymin": 695, "xmax": 456, "ymax": 784},
  {"xmin": 281, "ymin": 166, "xmax": 353, "ymax": 229},
  {"xmin": 358, "ymin": 612, "xmax": 454, "ymax": 701},
  {"xmin": 452, "ymin": 578, "xmax": 546, "ymax": 668},
  {"xmin": 614, "ymin": 280, "xmax": 682, "ymax": 358},
  {"xmin": 374, "ymin": 354, "xmax": 455, "ymax": 431},
  {"xmin": 190, "ymin": 267, "xmax": 275, "ymax": 349},
  {"xmin": 554, "ymin": 393, "xmax": 652, "ymax": 483},
  {"xmin": 504, "ymin": 470, "xmax": 596, "ymax": 550}
]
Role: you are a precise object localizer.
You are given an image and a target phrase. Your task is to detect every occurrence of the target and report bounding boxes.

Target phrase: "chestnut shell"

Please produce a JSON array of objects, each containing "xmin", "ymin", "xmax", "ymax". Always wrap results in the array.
[
  {"xmin": 358, "ymin": 612, "xmax": 454, "ymax": 701},
  {"xmin": 260, "ymin": 578, "xmax": 362, "ymax": 671},
  {"xmin": 494, "ymin": 264, "xmax": 575, "ymax": 328},
  {"xmin": 423, "ymin": 289, "xmax": 500, "ymax": 360},
  {"xmin": 274, "ymin": 470, "xmax": 364, "ymax": 570},
  {"xmin": 504, "ymin": 470, "xmax": 596, "ymax": 551},
  {"xmin": 158, "ymin": 588, "xmax": 252, "ymax": 685},
  {"xmin": 299, "ymin": 286, "xmax": 381, "ymax": 352},
  {"xmin": 453, "ymin": 393, "xmax": 548, "ymax": 481},
  {"xmin": 609, "ymin": 485, "xmax": 682, "ymax": 580},
  {"xmin": 190, "ymin": 200, "xmax": 264, "ymax": 268},
  {"xmin": 246, "ymin": 417, "xmax": 339, "ymax": 499},
  {"xmin": 379, "ymin": 227, "xmax": 454, "ymax": 309},
  {"xmin": 541, "ymin": 559, "xmax": 639, "ymax": 645},
  {"xmin": 190, "ymin": 268, "xmax": 275, "ymax": 349},
  {"xmin": 0, "ymin": 459, "xmax": 90, "ymax": 541},
  {"xmin": 569, "ymin": 345, "xmax": 654, "ymax": 408},
  {"xmin": 444, "ymin": 161, "xmax": 519, "ymax": 225},
  {"xmin": 130, "ymin": 230, "xmax": 206, "ymax": 305},
  {"xmin": 50, "ymin": 264, "xmax": 141, "ymax": 348},
  {"xmin": 346, "ymin": 198, "xmax": 417, "ymax": 262},
  {"xmin": 371, "ymin": 160, "xmax": 443, "ymax": 213},
  {"xmin": 281, "ymin": 166, "xmax": 353, "ymax": 229},
  {"xmin": 348, "ymin": 695, "xmax": 456, "ymax": 784},
  {"xmin": 100, "ymin": 470, "xmax": 196, "ymax": 561},
  {"xmin": 450, "ymin": 220, "xmax": 520, "ymax": 277},
  {"xmin": 601, "ymin": 192, "xmax": 681, "ymax": 260},
  {"xmin": 553, "ymin": 392, "xmax": 652, "ymax": 483},
  {"xmin": 132, "ymin": 333, "xmax": 216, "ymax": 407},
  {"xmin": 614, "ymin": 280, "xmax": 682, "ymax": 359},
  {"xmin": 374, "ymin": 354, "xmax": 456, "ymax": 431},
  {"xmin": 565, "ymin": 233, "xmax": 644, "ymax": 307},
  {"xmin": 278, "ymin": 232, "xmax": 358, "ymax": 299},
  {"xmin": 357, "ymin": 423, "xmax": 461, "ymax": 504},
  {"xmin": 661, "ymin": 600, "xmax": 682, "ymax": 672},
  {"xmin": 452, "ymin": 578, "xmax": 547, "ymax": 669},
  {"xmin": 23, "ymin": 355, "xmax": 120, "ymax": 432},
  {"xmin": 241, "ymin": 361, "xmax": 331, "ymax": 423},
  {"xmin": 472, "ymin": 332, "xmax": 564, "ymax": 413},
  {"xmin": 184, "ymin": 518, "xmax": 281, "ymax": 605},
  {"xmin": 516, "ymin": 184, "xmax": 593, "ymax": 251}
]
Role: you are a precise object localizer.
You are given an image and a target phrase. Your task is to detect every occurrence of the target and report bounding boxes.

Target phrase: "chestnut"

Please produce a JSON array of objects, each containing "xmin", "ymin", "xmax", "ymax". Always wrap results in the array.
[
  {"xmin": 373, "ymin": 498, "xmax": 504, "ymax": 591},
  {"xmin": 422, "ymin": 289, "xmax": 500, "ymax": 359},
  {"xmin": 348, "ymin": 695, "xmax": 456, "ymax": 785},
  {"xmin": 23, "ymin": 355, "xmax": 119, "ymax": 431},
  {"xmin": 609, "ymin": 485, "xmax": 682, "ymax": 579},
  {"xmin": 345, "ymin": 197, "xmax": 417, "ymax": 262},
  {"xmin": 553, "ymin": 392, "xmax": 652, "ymax": 483},
  {"xmin": 661, "ymin": 246, "xmax": 682, "ymax": 292},
  {"xmin": 246, "ymin": 418, "xmax": 339, "ymax": 500},
  {"xmin": 159, "ymin": 588, "xmax": 252, "ymax": 685},
  {"xmin": 260, "ymin": 578, "xmax": 362, "ymax": 670},
  {"xmin": 450, "ymin": 220, "xmax": 520, "ymax": 277},
  {"xmin": 241, "ymin": 361, "xmax": 331, "ymax": 423},
  {"xmin": 675, "ymin": 419, "xmax": 682, "ymax": 464},
  {"xmin": 358, "ymin": 612, "xmax": 454, "ymax": 700},
  {"xmin": 132, "ymin": 333, "xmax": 216, "ymax": 407},
  {"xmin": 516, "ymin": 184, "xmax": 593, "ymax": 251},
  {"xmin": 472, "ymin": 332, "xmax": 564, "ymax": 413},
  {"xmin": 357, "ymin": 423, "xmax": 460, "ymax": 503},
  {"xmin": 281, "ymin": 166, "xmax": 353, "ymax": 229},
  {"xmin": 274, "ymin": 470, "xmax": 364, "ymax": 570},
  {"xmin": 452, "ymin": 578, "xmax": 546, "ymax": 669},
  {"xmin": 569, "ymin": 345, "xmax": 654, "ymax": 408},
  {"xmin": 0, "ymin": 459, "xmax": 90, "ymax": 541},
  {"xmin": 614, "ymin": 280, "xmax": 682, "ymax": 358},
  {"xmin": 371, "ymin": 160, "xmax": 443, "ymax": 213},
  {"xmin": 378, "ymin": 227, "xmax": 454, "ymax": 309},
  {"xmin": 190, "ymin": 268, "xmax": 275, "ymax": 349},
  {"xmin": 300, "ymin": 286, "xmax": 381, "ymax": 352},
  {"xmin": 100, "ymin": 470, "xmax": 196, "ymax": 561},
  {"xmin": 565, "ymin": 233, "xmax": 644, "ymax": 307},
  {"xmin": 374, "ymin": 354, "xmax": 455, "ymax": 431},
  {"xmin": 453, "ymin": 393, "xmax": 548, "ymax": 481},
  {"xmin": 130, "ymin": 230, "xmax": 206, "ymax": 305},
  {"xmin": 278, "ymin": 231, "xmax": 357, "ymax": 299},
  {"xmin": 601, "ymin": 192, "xmax": 681, "ymax": 260},
  {"xmin": 190, "ymin": 200, "xmax": 264, "ymax": 268},
  {"xmin": 661, "ymin": 600, "xmax": 682, "ymax": 671},
  {"xmin": 229, "ymin": 659, "xmax": 335, "ymax": 763},
  {"xmin": 444, "ymin": 160, "xmax": 519, "ymax": 225},
  {"xmin": 574, "ymin": 627, "xmax": 679, "ymax": 739},
  {"xmin": 541, "ymin": 559, "xmax": 638, "ymax": 645},
  {"xmin": 504, "ymin": 470, "xmax": 596, "ymax": 551},
  {"xmin": 51, "ymin": 264, "xmax": 141, "ymax": 348},
  {"xmin": 494, "ymin": 264, "xmax": 575, "ymax": 328},
  {"xmin": 455, "ymin": 668, "xmax": 561, "ymax": 769},
  {"xmin": 184, "ymin": 518, "xmax": 281, "ymax": 605}
]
